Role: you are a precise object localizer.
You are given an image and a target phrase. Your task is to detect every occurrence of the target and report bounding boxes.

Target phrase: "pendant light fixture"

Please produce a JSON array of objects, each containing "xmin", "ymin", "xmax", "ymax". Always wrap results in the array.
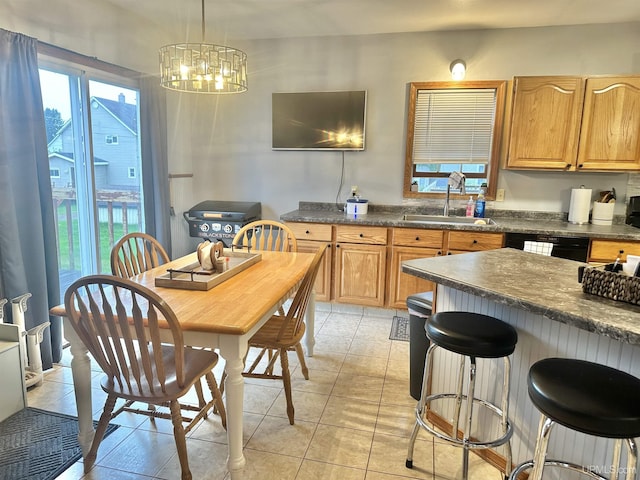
[{"xmin": 159, "ymin": 0, "xmax": 247, "ymax": 94}]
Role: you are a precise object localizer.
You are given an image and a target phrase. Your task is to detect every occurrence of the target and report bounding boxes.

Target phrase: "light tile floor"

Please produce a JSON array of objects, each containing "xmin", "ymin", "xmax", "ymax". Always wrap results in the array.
[{"xmin": 27, "ymin": 303, "xmax": 504, "ymax": 480}]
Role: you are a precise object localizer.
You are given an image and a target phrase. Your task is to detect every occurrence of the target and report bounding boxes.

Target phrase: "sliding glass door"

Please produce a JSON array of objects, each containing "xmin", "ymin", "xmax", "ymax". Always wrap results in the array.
[{"xmin": 40, "ymin": 65, "xmax": 143, "ymax": 300}]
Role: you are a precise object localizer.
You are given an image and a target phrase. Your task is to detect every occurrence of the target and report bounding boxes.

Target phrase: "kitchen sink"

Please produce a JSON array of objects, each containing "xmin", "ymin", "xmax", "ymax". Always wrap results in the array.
[{"xmin": 402, "ymin": 214, "xmax": 498, "ymax": 226}]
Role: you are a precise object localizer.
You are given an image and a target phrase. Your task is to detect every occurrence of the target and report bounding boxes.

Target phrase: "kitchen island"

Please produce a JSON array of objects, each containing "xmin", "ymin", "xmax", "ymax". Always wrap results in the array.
[{"xmin": 402, "ymin": 248, "xmax": 640, "ymax": 475}]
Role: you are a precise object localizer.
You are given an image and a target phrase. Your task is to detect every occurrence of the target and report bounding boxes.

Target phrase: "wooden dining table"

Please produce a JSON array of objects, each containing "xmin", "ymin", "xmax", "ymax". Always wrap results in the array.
[{"xmin": 50, "ymin": 249, "xmax": 317, "ymax": 479}]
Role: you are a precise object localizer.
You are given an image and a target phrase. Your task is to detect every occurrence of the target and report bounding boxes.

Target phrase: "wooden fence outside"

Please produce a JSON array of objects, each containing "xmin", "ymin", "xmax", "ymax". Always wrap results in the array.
[{"xmin": 52, "ymin": 188, "xmax": 142, "ymax": 270}]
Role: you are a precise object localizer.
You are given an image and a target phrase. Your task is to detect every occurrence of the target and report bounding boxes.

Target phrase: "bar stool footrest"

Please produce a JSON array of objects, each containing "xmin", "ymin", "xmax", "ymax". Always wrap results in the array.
[
  {"xmin": 415, "ymin": 392, "xmax": 513, "ymax": 450},
  {"xmin": 510, "ymin": 459, "xmax": 609, "ymax": 480}
]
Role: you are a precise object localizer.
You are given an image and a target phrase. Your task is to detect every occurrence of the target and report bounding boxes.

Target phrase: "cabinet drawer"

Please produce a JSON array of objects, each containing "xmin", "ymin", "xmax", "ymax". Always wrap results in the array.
[
  {"xmin": 392, "ymin": 228, "xmax": 444, "ymax": 248},
  {"xmin": 286, "ymin": 222, "xmax": 332, "ymax": 241},
  {"xmin": 447, "ymin": 231, "xmax": 504, "ymax": 251},
  {"xmin": 335, "ymin": 225, "xmax": 388, "ymax": 245},
  {"xmin": 589, "ymin": 239, "xmax": 640, "ymax": 263}
]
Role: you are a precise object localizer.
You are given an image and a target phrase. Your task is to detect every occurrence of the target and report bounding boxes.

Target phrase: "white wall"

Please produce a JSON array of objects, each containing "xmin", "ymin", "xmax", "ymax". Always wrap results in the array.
[
  {"xmin": 1, "ymin": 7, "xmax": 639, "ymax": 253},
  {"xmin": 169, "ymin": 22, "xmax": 640, "ymax": 226}
]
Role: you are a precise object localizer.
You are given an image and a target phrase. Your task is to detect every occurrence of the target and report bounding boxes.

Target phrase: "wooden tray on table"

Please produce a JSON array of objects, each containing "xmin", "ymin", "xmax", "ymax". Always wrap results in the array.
[{"xmin": 155, "ymin": 250, "xmax": 262, "ymax": 291}]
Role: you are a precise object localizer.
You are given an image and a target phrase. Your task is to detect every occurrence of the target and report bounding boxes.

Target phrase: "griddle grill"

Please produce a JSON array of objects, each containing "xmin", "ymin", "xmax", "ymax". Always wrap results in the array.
[{"xmin": 184, "ymin": 200, "xmax": 261, "ymax": 246}]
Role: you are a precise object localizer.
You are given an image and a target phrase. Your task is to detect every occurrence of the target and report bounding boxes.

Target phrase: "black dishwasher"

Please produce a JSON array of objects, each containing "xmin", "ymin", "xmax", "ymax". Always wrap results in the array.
[{"xmin": 504, "ymin": 233, "xmax": 589, "ymax": 262}]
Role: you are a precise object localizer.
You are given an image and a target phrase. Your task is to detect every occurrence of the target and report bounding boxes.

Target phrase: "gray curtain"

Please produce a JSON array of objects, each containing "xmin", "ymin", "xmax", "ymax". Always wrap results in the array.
[
  {"xmin": 0, "ymin": 29, "xmax": 61, "ymax": 368},
  {"xmin": 139, "ymin": 76, "xmax": 172, "ymax": 255}
]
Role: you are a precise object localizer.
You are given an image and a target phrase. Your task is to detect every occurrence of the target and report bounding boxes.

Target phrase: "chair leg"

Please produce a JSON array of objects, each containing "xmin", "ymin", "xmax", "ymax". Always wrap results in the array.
[
  {"xmin": 205, "ymin": 372, "xmax": 227, "ymax": 430},
  {"xmin": 529, "ymin": 415, "xmax": 555, "ymax": 480},
  {"xmin": 461, "ymin": 357, "xmax": 477, "ymax": 480},
  {"xmin": 407, "ymin": 343, "xmax": 437, "ymax": 469},
  {"xmin": 295, "ymin": 343, "xmax": 309, "ymax": 380},
  {"xmin": 84, "ymin": 393, "xmax": 118, "ymax": 473},
  {"xmin": 280, "ymin": 347, "xmax": 295, "ymax": 424},
  {"xmin": 194, "ymin": 378, "xmax": 206, "ymax": 409},
  {"xmin": 451, "ymin": 355, "xmax": 467, "ymax": 441},
  {"xmin": 502, "ymin": 357, "xmax": 513, "ymax": 480},
  {"xmin": 169, "ymin": 399, "xmax": 192, "ymax": 480},
  {"xmin": 626, "ymin": 438, "xmax": 638, "ymax": 480}
]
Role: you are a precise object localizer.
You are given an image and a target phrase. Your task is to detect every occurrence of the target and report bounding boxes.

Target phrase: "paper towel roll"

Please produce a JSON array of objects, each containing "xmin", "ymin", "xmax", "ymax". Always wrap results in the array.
[{"xmin": 568, "ymin": 187, "xmax": 592, "ymax": 224}]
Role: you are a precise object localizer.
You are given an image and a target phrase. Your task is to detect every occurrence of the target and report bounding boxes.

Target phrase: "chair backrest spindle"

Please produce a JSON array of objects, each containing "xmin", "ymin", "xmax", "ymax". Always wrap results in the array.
[
  {"xmin": 233, "ymin": 220, "xmax": 298, "ymax": 253},
  {"xmin": 111, "ymin": 233, "xmax": 170, "ymax": 278},
  {"xmin": 65, "ymin": 275, "xmax": 186, "ymax": 397}
]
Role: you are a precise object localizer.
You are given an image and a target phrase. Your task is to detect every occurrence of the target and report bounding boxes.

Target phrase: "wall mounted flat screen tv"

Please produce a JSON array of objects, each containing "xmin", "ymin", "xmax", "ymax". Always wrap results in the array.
[{"xmin": 272, "ymin": 90, "xmax": 367, "ymax": 151}]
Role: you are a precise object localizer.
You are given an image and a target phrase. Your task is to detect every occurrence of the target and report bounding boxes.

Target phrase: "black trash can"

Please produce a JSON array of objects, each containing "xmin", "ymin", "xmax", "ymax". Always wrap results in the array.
[{"xmin": 407, "ymin": 292, "xmax": 433, "ymax": 400}]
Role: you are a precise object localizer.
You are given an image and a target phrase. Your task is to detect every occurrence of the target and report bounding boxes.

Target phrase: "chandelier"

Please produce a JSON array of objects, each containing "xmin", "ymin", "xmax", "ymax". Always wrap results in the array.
[{"xmin": 159, "ymin": 0, "xmax": 247, "ymax": 94}]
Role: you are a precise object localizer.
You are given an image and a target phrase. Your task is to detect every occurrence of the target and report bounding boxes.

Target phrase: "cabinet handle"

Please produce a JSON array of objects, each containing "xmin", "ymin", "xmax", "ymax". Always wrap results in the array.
[
  {"xmin": 472, "ymin": 239, "xmax": 478, "ymax": 244},
  {"xmin": 359, "ymin": 233, "xmax": 364, "ymax": 238},
  {"xmin": 566, "ymin": 164, "xmax": 572, "ymax": 168},
  {"xmin": 620, "ymin": 249, "xmax": 625, "ymax": 254},
  {"xmin": 305, "ymin": 230, "xmax": 310, "ymax": 234},
  {"xmin": 578, "ymin": 164, "xmax": 584, "ymax": 168},
  {"xmin": 437, "ymin": 251, "xmax": 442, "ymax": 255},
  {"xmin": 447, "ymin": 251, "xmax": 452, "ymax": 255},
  {"xmin": 415, "ymin": 236, "xmax": 420, "ymax": 241},
  {"xmin": 336, "ymin": 244, "xmax": 340, "ymax": 248}
]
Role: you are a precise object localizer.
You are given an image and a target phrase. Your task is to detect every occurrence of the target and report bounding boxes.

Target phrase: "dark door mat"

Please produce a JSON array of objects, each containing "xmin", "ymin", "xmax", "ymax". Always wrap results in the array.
[
  {"xmin": 390, "ymin": 316, "xmax": 410, "ymax": 341},
  {"xmin": 0, "ymin": 407, "xmax": 118, "ymax": 480}
]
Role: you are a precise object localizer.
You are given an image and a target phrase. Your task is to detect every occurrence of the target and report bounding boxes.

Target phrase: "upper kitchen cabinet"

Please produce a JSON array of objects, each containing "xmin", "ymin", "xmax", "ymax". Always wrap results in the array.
[
  {"xmin": 507, "ymin": 76, "xmax": 584, "ymax": 170},
  {"xmin": 506, "ymin": 75, "xmax": 640, "ymax": 171},
  {"xmin": 577, "ymin": 76, "xmax": 640, "ymax": 170}
]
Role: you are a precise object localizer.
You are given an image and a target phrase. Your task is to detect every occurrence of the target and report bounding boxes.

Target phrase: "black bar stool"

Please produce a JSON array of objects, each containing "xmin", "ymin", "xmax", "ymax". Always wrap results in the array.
[
  {"xmin": 406, "ymin": 311, "xmax": 518, "ymax": 480},
  {"xmin": 510, "ymin": 358, "xmax": 640, "ymax": 480}
]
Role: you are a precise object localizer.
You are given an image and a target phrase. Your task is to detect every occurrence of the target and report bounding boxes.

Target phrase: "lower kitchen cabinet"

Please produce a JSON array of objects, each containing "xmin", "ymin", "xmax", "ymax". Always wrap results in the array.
[
  {"xmin": 388, "ymin": 228, "xmax": 445, "ymax": 309},
  {"xmin": 285, "ymin": 221, "xmax": 503, "ymax": 308},
  {"xmin": 389, "ymin": 246, "xmax": 440, "ymax": 308},
  {"xmin": 334, "ymin": 242, "xmax": 387, "ymax": 306},
  {"xmin": 334, "ymin": 225, "xmax": 388, "ymax": 306},
  {"xmin": 287, "ymin": 222, "xmax": 333, "ymax": 302},
  {"xmin": 297, "ymin": 240, "xmax": 331, "ymax": 301},
  {"xmin": 589, "ymin": 239, "xmax": 640, "ymax": 263}
]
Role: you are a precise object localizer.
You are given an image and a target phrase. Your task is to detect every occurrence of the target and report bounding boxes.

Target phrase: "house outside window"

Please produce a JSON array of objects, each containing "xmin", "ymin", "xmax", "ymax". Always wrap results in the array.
[
  {"xmin": 40, "ymin": 61, "xmax": 143, "ymax": 300},
  {"xmin": 404, "ymin": 81, "xmax": 506, "ymax": 200},
  {"xmin": 50, "ymin": 168, "xmax": 60, "ymax": 178}
]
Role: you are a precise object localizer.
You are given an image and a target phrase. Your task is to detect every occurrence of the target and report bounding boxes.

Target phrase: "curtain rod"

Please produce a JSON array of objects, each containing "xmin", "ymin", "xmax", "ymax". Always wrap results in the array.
[{"xmin": 37, "ymin": 40, "xmax": 144, "ymax": 79}]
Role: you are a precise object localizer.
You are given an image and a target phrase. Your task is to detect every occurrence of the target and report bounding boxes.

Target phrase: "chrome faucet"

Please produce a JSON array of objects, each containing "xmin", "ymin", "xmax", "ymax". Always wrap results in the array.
[{"xmin": 444, "ymin": 171, "xmax": 466, "ymax": 216}]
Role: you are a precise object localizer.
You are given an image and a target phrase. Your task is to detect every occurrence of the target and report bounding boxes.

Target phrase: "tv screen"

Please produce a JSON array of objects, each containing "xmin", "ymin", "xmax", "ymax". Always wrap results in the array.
[{"xmin": 272, "ymin": 90, "xmax": 367, "ymax": 151}]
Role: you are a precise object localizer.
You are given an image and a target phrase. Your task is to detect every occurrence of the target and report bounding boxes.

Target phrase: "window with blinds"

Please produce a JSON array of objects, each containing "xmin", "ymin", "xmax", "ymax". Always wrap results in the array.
[
  {"xmin": 404, "ymin": 81, "xmax": 507, "ymax": 199},
  {"xmin": 412, "ymin": 89, "xmax": 496, "ymax": 165}
]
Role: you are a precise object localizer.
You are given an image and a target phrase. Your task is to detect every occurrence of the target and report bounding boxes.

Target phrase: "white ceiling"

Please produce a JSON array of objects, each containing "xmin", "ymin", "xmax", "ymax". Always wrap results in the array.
[{"xmin": 107, "ymin": 0, "xmax": 640, "ymax": 41}]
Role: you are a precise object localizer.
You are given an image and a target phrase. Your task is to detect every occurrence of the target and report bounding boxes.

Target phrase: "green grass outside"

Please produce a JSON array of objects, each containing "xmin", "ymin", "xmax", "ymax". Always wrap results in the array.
[{"xmin": 57, "ymin": 205, "xmax": 140, "ymax": 274}]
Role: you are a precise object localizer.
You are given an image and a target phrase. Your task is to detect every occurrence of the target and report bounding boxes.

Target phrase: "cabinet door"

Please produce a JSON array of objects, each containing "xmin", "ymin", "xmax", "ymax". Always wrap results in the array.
[
  {"xmin": 577, "ymin": 77, "xmax": 640, "ymax": 171},
  {"xmin": 334, "ymin": 243, "xmax": 386, "ymax": 306},
  {"xmin": 388, "ymin": 246, "xmax": 440, "ymax": 309},
  {"xmin": 589, "ymin": 239, "xmax": 640, "ymax": 263},
  {"xmin": 507, "ymin": 76, "xmax": 585, "ymax": 170},
  {"xmin": 297, "ymin": 240, "xmax": 331, "ymax": 302}
]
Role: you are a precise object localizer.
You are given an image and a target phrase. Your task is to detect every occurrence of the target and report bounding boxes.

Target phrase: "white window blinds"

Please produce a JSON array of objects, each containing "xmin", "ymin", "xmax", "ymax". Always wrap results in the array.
[{"xmin": 412, "ymin": 88, "xmax": 496, "ymax": 164}]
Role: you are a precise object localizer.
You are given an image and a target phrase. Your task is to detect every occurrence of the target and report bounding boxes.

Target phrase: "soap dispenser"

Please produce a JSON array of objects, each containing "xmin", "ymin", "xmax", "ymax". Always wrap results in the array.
[{"xmin": 465, "ymin": 196, "xmax": 475, "ymax": 217}]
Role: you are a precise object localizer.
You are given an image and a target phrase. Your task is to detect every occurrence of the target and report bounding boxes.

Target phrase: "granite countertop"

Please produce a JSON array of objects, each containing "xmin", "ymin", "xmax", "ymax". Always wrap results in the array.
[
  {"xmin": 280, "ymin": 202, "xmax": 640, "ymax": 240},
  {"xmin": 402, "ymin": 248, "xmax": 640, "ymax": 345}
]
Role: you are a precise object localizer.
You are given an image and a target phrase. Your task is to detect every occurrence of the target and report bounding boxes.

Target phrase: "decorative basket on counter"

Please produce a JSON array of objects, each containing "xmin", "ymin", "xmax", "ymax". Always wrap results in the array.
[{"xmin": 580, "ymin": 266, "xmax": 640, "ymax": 305}]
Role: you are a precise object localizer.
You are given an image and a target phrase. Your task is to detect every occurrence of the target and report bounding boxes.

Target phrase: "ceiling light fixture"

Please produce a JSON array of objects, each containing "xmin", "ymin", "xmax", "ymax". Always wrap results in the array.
[
  {"xmin": 449, "ymin": 59, "xmax": 466, "ymax": 81},
  {"xmin": 159, "ymin": 0, "xmax": 247, "ymax": 94}
]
